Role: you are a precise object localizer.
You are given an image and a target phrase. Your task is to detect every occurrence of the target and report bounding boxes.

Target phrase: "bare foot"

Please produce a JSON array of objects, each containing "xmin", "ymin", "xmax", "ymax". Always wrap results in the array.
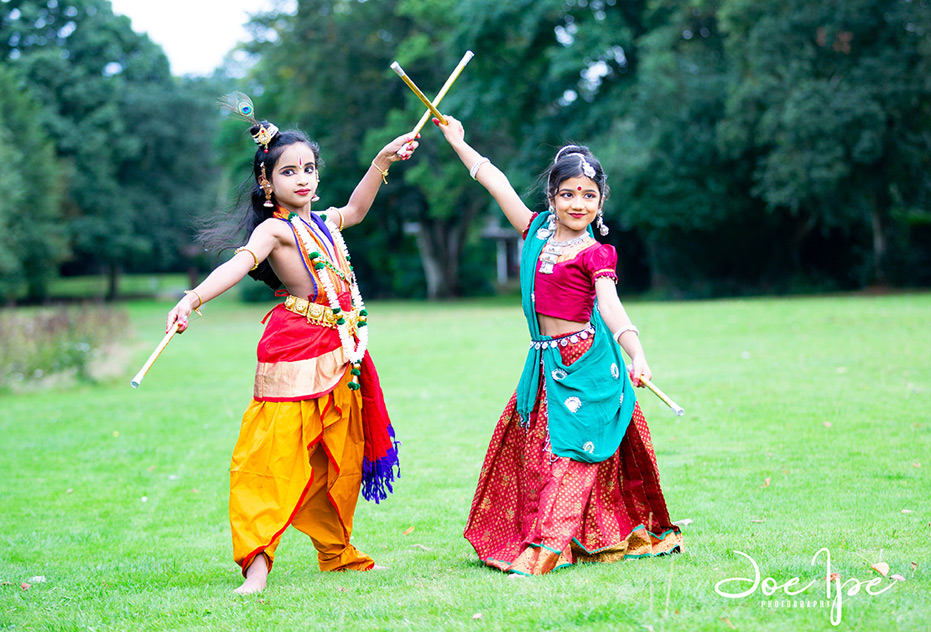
[
  {"xmin": 234, "ymin": 554, "xmax": 268, "ymax": 595},
  {"xmin": 371, "ymin": 564, "xmax": 388, "ymax": 571}
]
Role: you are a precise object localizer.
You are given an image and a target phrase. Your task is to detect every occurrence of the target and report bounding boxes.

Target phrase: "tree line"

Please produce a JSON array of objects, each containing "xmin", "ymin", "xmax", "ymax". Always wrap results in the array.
[{"xmin": 2, "ymin": 0, "xmax": 929, "ymax": 302}]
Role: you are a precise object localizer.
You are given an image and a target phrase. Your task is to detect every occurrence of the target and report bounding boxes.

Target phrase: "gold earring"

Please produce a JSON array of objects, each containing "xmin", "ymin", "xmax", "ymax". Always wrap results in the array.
[{"xmin": 259, "ymin": 163, "xmax": 274, "ymax": 208}]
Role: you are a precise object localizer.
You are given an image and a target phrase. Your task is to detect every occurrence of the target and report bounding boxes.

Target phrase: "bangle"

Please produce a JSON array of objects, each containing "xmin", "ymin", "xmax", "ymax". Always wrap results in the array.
[
  {"xmin": 333, "ymin": 209, "xmax": 344, "ymax": 231},
  {"xmin": 184, "ymin": 290, "xmax": 204, "ymax": 316},
  {"xmin": 613, "ymin": 325, "xmax": 639, "ymax": 343},
  {"xmin": 469, "ymin": 156, "xmax": 490, "ymax": 180},
  {"xmin": 235, "ymin": 247, "xmax": 259, "ymax": 271},
  {"xmin": 371, "ymin": 160, "xmax": 389, "ymax": 184}
]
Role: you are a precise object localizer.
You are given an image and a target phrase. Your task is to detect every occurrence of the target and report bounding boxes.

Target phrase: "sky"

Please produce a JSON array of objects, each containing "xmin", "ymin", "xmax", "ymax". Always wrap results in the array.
[{"xmin": 108, "ymin": 0, "xmax": 277, "ymax": 76}]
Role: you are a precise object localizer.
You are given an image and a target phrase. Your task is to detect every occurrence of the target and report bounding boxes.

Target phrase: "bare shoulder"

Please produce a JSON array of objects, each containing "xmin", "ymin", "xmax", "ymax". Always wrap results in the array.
[{"xmin": 254, "ymin": 216, "xmax": 290, "ymax": 238}]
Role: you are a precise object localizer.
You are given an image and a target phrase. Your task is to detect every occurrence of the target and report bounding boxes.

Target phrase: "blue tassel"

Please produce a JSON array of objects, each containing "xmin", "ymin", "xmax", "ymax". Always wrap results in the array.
[{"xmin": 361, "ymin": 428, "xmax": 401, "ymax": 504}]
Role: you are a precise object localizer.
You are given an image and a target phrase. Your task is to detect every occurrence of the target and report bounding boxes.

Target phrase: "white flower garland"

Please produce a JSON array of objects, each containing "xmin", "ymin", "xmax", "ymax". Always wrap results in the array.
[{"xmin": 288, "ymin": 213, "xmax": 368, "ymax": 389}]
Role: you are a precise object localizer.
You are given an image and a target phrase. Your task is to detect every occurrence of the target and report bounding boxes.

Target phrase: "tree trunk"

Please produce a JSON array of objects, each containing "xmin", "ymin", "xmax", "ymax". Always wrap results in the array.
[
  {"xmin": 788, "ymin": 214, "xmax": 816, "ymax": 269},
  {"xmin": 414, "ymin": 200, "xmax": 482, "ymax": 299},
  {"xmin": 106, "ymin": 262, "xmax": 120, "ymax": 302},
  {"xmin": 870, "ymin": 200, "xmax": 888, "ymax": 286}
]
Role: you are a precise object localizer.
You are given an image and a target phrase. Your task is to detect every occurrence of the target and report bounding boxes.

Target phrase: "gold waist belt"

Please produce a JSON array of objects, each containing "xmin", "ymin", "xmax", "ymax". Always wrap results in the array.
[{"xmin": 283, "ymin": 295, "xmax": 359, "ymax": 334}]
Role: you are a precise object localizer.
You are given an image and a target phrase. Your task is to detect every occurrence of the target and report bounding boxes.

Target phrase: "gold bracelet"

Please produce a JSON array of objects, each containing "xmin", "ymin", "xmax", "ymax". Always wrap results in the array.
[
  {"xmin": 333, "ymin": 209, "xmax": 345, "ymax": 231},
  {"xmin": 235, "ymin": 246, "xmax": 259, "ymax": 271},
  {"xmin": 371, "ymin": 160, "xmax": 389, "ymax": 184},
  {"xmin": 184, "ymin": 290, "xmax": 204, "ymax": 316}
]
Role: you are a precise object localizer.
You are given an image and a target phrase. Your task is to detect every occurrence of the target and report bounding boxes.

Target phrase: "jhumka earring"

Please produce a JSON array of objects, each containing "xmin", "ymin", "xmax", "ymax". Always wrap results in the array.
[
  {"xmin": 536, "ymin": 207, "xmax": 558, "ymax": 240},
  {"xmin": 311, "ymin": 193, "xmax": 320, "ymax": 202},
  {"xmin": 259, "ymin": 163, "xmax": 274, "ymax": 208},
  {"xmin": 596, "ymin": 208, "xmax": 609, "ymax": 236}
]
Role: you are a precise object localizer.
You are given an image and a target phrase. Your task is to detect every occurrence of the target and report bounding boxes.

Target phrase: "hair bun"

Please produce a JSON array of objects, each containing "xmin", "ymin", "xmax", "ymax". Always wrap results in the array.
[{"xmin": 250, "ymin": 120, "xmax": 280, "ymax": 151}]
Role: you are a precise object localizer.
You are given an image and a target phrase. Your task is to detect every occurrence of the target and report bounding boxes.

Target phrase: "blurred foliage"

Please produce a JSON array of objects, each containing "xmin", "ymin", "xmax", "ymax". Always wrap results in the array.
[
  {"xmin": 0, "ymin": 305, "xmax": 128, "ymax": 388},
  {"xmin": 1, "ymin": 0, "xmax": 221, "ymax": 301},
  {"xmin": 1, "ymin": 0, "xmax": 928, "ymax": 301},
  {"xmin": 234, "ymin": 0, "xmax": 929, "ymax": 297},
  {"xmin": 0, "ymin": 64, "xmax": 66, "ymax": 302},
  {"xmin": 611, "ymin": 0, "xmax": 931, "ymax": 293}
]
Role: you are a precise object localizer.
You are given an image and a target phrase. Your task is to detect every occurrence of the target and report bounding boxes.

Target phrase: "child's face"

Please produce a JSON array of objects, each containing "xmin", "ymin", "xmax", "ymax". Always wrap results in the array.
[
  {"xmin": 550, "ymin": 176, "xmax": 602, "ymax": 233},
  {"xmin": 270, "ymin": 142, "xmax": 319, "ymax": 212}
]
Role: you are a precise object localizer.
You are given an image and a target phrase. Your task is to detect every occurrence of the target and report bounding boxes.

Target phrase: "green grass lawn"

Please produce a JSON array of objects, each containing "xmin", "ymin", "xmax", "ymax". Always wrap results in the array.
[
  {"xmin": 1, "ymin": 292, "xmax": 928, "ymax": 631},
  {"xmin": 39, "ymin": 273, "xmax": 192, "ymax": 300}
]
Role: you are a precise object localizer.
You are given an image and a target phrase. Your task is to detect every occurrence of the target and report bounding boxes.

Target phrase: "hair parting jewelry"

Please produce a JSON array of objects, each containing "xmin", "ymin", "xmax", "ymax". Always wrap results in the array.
[
  {"xmin": 553, "ymin": 146, "xmax": 598, "ymax": 181},
  {"xmin": 235, "ymin": 247, "xmax": 259, "ymax": 271},
  {"xmin": 566, "ymin": 153, "xmax": 596, "ymax": 179},
  {"xmin": 371, "ymin": 160, "xmax": 389, "ymax": 184},
  {"xmin": 183, "ymin": 289, "xmax": 204, "ymax": 315},
  {"xmin": 469, "ymin": 157, "xmax": 490, "ymax": 180},
  {"xmin": 612, "ymin": 325, "xmax": 639, "ymax": 343},
  {"xmin": 553, "ymin": 145, "xmax": 581, "ymax": 162},
  {"xmin": 259, "ymin": 162, "xmax": 274, "ymax": 207}
]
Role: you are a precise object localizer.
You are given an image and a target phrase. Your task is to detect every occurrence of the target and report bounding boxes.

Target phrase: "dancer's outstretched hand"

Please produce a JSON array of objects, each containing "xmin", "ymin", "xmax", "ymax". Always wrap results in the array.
[
  {"xmin": 380, "ymin": 132, "xmax": 420, "ymax": 163},
  {"xmin": 166, "ymin": 298, "xmax": 193, "ymax": 334},
  {"xmin": 434, "ymin": 115, "xmax": 465, "ymax": 145}
]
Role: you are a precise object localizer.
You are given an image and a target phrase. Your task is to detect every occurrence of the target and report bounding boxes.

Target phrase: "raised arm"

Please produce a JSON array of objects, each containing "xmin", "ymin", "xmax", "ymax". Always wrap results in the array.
[
  {"xmin": 166, "ymin": 221, "xmax": 281, "ymax": 333},
  {"xmin": 434, "ymin": 116, "xmax": 533, "ymax": 234},
  {"xmin": 336, "ymin": 133, "xmax": 419, "ymax": 229}
]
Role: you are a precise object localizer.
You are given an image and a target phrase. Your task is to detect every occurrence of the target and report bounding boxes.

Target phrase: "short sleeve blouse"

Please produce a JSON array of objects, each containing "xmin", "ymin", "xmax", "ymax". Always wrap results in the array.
[{"xmin": 525, "ymin": 215, "xmax": 619, "ymax": 322}]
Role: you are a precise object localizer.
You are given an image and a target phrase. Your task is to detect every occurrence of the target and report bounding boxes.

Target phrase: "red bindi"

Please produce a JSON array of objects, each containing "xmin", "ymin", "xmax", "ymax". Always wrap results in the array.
[{"xmin": 577, "ymin": 186, "xmax": 582, "ymax": 191}]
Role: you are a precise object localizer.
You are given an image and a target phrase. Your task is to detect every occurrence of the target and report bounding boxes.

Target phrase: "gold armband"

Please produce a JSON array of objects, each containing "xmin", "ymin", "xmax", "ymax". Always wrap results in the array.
[{"xmin": 235, "ymin": 247, "xmax": 259, "ymax": 271}]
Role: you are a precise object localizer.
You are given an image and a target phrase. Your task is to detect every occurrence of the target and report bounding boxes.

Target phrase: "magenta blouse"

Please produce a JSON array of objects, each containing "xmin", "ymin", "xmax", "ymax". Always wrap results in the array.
[{"xmin": 524, "ymin": 213, "xmax": 619, "ymax": 323}]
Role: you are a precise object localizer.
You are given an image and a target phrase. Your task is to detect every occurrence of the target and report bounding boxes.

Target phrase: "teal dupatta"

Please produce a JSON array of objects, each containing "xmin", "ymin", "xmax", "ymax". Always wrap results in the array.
[{"xmin": 515, "ymin": 211, "xmax": 636, "ymax": 463}]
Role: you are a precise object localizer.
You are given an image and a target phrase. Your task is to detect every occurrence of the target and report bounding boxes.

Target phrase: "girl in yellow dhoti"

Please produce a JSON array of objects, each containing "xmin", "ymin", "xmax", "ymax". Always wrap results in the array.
[{"xmin": 166, "ymin": 94, "xmax": 416, "ymax": 594}]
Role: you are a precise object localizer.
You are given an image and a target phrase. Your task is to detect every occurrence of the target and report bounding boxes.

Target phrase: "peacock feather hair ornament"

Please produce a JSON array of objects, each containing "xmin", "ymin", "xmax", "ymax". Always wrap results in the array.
[{"xmin": 218, "ymin": 92, "xmax": 280, "ymax": 153}]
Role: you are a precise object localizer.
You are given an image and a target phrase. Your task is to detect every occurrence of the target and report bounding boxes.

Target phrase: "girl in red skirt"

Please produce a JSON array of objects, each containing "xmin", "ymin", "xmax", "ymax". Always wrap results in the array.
[{"xmin": 435, "ymin": 116, "xmax": 682, "ymax": 575}]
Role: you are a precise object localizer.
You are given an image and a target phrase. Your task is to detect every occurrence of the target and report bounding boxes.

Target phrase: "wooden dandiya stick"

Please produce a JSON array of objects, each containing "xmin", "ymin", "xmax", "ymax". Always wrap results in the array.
[
  {"xmin": 130, "ymin": 323, "xmax": 179, "ymax": 389},
  {"xmin": 640, "ymin": 377, "xmax": 685, "ymax": 416},
  {"xmin": 390, "ymin": 61, "xmax": 448, "ymax": 126},
  {"xmin": 407, "ymin": 51, "xmax": 474, "ymax": 136}
]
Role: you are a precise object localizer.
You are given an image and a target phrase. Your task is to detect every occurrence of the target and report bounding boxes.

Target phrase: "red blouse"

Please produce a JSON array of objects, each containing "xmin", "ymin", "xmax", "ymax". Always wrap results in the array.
[{"xmin": 524, "ymin": 214, "xmax": 618, "ymax": 323}]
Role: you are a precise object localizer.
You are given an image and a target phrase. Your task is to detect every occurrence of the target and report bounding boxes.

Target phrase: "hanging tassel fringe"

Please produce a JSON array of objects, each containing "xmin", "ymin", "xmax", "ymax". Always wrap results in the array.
[{"xmin": 361, "ymin": 430, "xmax": 401, "ymax": 504}]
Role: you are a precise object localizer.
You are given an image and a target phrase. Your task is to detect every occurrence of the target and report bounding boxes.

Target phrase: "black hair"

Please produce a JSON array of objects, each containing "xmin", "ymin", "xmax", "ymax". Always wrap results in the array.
[
  {"xmin": 544, "ymin": 144, "xmax": 609, "ymax": 202},
  {"xmin": 199, "ymin": 123, "xmax": 321, "ymax": 289}
]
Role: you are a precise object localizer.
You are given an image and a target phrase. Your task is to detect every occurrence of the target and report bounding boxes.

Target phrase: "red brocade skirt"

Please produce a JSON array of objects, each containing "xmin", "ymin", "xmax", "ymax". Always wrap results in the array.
[{"xmin": 464, "ymin": 336, "xmax": 682, "ymax": 575}]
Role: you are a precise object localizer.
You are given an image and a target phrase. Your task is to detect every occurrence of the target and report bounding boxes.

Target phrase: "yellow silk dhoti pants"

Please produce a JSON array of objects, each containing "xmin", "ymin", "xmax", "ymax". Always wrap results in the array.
[{"xmin": 229, "ymin": 369, "xmax": 374, "ymax": 574}]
